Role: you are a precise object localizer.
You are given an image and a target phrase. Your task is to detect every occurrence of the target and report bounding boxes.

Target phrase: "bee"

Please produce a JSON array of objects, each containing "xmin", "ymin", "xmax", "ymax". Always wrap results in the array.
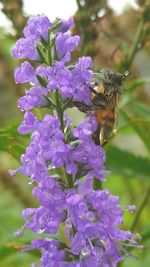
[{"xmin": 73, "ymin": 68, "xmax": 130, "ymax": 146}]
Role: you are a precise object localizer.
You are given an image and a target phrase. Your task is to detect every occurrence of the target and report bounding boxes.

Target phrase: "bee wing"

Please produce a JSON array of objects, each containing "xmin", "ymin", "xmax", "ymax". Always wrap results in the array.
[
  {"xmin": 92, "ymin": 92, "xmax": 106, "ymax": 111},
  {"xmin": 72, "ymin": 101, "xmax": 93, "ymax": 113}
]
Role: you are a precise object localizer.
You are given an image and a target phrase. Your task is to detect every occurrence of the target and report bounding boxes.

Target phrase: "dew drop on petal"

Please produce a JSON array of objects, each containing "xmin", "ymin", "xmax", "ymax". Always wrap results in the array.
[
  {"xmin": 38, "ymin": 229, "xmax": 45, "ymax": 234},
  {"xmin": 81, "ymin": 247, "xmax": 90, "ymax": 257},
  {"xmin": 15, "ymin": 229, "xmax": 24, "ymax": 237},
  {"xmin": 8, "ymin": 169, "xmax": 17, "ymax": 176}
]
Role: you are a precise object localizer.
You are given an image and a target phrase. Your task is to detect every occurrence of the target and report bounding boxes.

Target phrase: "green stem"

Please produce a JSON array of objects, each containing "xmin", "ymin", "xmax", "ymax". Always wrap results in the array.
[
  {"xmin": 55, "ymin": 89, "xmax": 64, "ymax": 133},
  {"xmin": 66, "ymin": 171, "xmax": 74, "ymax": 188},
  {"xmin": 123, "ymin": 18, "xmax": 144, "ymax": 70},
  {"xmin": 93, "ymin": 178, "xmax": 102, "ymax": 190},
  {"xmin": 76, "ymin": 0, "xmax": 82, "ymax": 9},
  {"xmin": 130, "ymin": 184, "xmax": 150, "ymax": 231},
  {"xmin": 55, "ymin": 90, "xmax": 74, "ymax": 188}
]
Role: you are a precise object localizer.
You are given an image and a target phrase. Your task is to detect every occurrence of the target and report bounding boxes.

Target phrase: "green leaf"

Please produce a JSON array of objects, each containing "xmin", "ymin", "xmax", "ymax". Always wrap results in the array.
[
  {"xmin": 105, "ymin": 145, "xmax": 150, "ymax": 180},
  {"xmin": 141, "ymin": 227, "xmax": 150, "ymax": 241},
  {"xmin": 40, "ymin": 36, "xmax": 47, "ymax": 46},
  {"xmin": 128, "ymin": 100, "xmax": 150, "ymax": 118},
  {"xmin": 36, "ymin": 75, "xmax": 47, "ymax": 87},
  {"xmin": 125, "ymin": 77, "xmax": 150, "ymax": 92},
  {"xmin": 36, "ymin": 43, "xmax": 46, "ymax": 63},
  {"xmin": 58, "ymin": 223, "xmax": 70, "ymax": 247},
  {"xmin": 0, "ymin": 134, "xmax": 24, "ymax": 161},
  {"xmin": 132, "ymin": 124, "xmax": 150, "ymax": 152},
  {"xmin": 0, "ymin": 123, "xmax": 26, "ymax": 161},
  {"xmin": 0, "ymin": 246, "xmax": 16, "ymax": 261},
  {"xmin": 119, "ymin": 109, "xmax": 150, "ymax": 152}
]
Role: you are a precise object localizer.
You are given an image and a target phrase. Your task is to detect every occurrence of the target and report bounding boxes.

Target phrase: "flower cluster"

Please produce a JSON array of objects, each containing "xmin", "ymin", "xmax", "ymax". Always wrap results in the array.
[{"xmin": 12, "ymin": 15, "xmax": 137, "ymax": 267}]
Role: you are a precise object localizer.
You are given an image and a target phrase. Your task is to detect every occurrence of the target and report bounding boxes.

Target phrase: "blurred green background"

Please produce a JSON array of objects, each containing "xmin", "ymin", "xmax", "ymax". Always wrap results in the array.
[{"xmin": 0, "ymin": 0, "xmax": 150, "ymax": 266}]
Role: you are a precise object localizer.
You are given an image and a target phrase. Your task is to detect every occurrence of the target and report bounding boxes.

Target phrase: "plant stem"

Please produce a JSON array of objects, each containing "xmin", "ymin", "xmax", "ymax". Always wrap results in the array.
[
  {"xmin": 130, "ymin": 184, "xmax": 150, "ymax": 231},
  {"xmin": 76, "ymin": 0, "xmax": 82, "ymax": 9},
  {"xmin": 55, "ymin": 89, "xmax": 64, "ymax": 133},
  {"xmin": 65, "ymin": 171, "xmax": 74, "ymax": 188},
  {"xmin": 55, "ymin": 90, "xmax": 74, "ymax": 188},
  {"xmin": 122, "ymin": 18, "xmax": 144, "ymax": 70}
]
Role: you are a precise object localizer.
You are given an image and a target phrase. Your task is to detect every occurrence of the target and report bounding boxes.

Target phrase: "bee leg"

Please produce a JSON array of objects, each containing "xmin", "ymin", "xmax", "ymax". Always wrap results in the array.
[
  {"xmin": 93, "ymin": 124, "xmax": 110, "ymax": 146},
  {"xmin": 102, "ymin": 122, "xmax": 114, "ymax": 145},
  {"xmin": 89, "ymin": 86, "xmax": 98, "ymax": 95},
  {"xmin": 101, "ymin": 108, "xmax": 116, "ymax": 145},
  {"xmin": 99, "ymin": 126, "xmax": 105, "ymax": 146},
  {"xmin": 93, "ymin": 124, "xmax": 101, "ymax": 145},
  {"xmin": 101, "ymin": 140, "xmax": 108, "ymax": 147}
]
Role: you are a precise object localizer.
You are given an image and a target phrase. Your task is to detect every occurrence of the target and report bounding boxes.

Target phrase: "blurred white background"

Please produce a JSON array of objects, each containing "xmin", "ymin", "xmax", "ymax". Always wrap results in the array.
[{"xmin": 0, "ymin": 0, "xmax": 138, "ymax": 32}]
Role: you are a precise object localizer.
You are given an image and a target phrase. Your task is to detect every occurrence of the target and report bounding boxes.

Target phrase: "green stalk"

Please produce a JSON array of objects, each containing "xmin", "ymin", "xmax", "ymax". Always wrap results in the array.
[
  {"xmin": 65, "ymin": 171, "xmax": 74, "ymax": 188},
  {"xmin": 130, "ymin": 184, "xmax": 150, "ymax": 232},
  {"xmin": 45, "ymin": 29, "xmax": 74, "ymax": 189},
  {"xmin": 55, "ymin": 90, "xmax": 74, "ymax": 188},
  {"xmin": 122, "ymin": 18, "xmax": 144, "ymax": 70},
  {"xmin": 55, "ymin": 89, "xmax": 64, "ymax": 133}
]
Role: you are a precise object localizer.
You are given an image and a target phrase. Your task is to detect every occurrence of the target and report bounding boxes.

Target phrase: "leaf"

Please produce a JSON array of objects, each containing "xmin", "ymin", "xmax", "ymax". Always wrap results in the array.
[
  {"xmin": 58, "ymin": 223, "xmax": 70, "ymax": 247},
  {"xmin": 119, "ymin": 109, "xmax": 150, "ymax": 152},
  {"xmin": 36, "ymin": 75, "xmax": 47, "ymax": 87},
  {"xmin": 0, "ymin": 245, "xmax": 40, "ymax": 262},
  {"xmin": 125, "ymin": 77, "xmax": 150, "ymax": 92},
  {"xmin": 105, "ymin": 145, "xmax": 150, "ymax": 180},
  {"xmin": 0, "ymin": 123, "xmax": 26, "ymax": 161},
  {"xmin": 141, "ymin": 227, "xmax": 150, "ymax": 241},
  {"xmin": 132, "ymin": 124, "xmax": 150, "ymax": 152},
  {"xmin": 40, "ymin": 36, "xmax": 47, "ymax": 46},
  {"xmin": 36, "ymin": 43, "xmax": 46, "ymax": 63},
  {"xmin": 128, "ymin": 100, "xmax": 150, "ymax": 118},
  {"xmin": 0, "ymin": 246, "xmax": 16, "ymax": 260}
]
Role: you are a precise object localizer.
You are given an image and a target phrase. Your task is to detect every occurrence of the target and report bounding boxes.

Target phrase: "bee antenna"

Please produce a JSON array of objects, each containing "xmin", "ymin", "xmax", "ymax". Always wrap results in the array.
[{"xmin": 123, "ymin": 71, "xmax": 131, "ymax": 77}]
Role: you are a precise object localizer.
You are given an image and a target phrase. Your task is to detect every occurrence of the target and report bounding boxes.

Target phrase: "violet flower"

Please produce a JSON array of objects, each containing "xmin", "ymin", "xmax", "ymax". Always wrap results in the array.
[{"xmin": 12, "ymin": 15, "xmax": 138, "ymax": 267}]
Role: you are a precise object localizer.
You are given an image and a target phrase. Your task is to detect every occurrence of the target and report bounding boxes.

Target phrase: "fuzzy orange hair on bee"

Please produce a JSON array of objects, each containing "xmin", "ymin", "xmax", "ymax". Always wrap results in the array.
[{"xmin": 73, "ymin": 68, "xmax": 130, "ymax": 146}]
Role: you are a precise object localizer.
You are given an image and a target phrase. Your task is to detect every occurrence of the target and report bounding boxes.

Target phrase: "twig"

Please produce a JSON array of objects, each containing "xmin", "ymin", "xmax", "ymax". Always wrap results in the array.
[{"xmin": 130, "ymin": 184, "xmax": 150, "ymax": 231}]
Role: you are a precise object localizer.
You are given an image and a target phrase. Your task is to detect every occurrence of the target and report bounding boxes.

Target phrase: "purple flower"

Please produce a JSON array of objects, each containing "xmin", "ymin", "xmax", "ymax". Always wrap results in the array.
[
  {"xmin": 32, "ymin": 177, "xmax": 64, "ymax": 208},
  {"xmin": 45, "ymin": 56, "xmax": 93, "ymax": 103},
  {"xmin": 71, "ymin": 57, "xmax": 93, "ymax": 104},
  {"xmin": 65, "ymin": 189, "xmax": 132, "ymax": 266},
  {"xmin": 18, "ymin": 111, "xmax": 36, "ymax": 134},
  {"xmin": 18, "ymin": 114, "xmax": 76, "ymax": 181},
  {"xmin": 22, "ymin": 201, "xmax": 62, "ymax": 234},
  {"xmin": 23, "ymin": 15, "xmax": 52, "ymax": 41},
  {"xmin": 72, "ymin": 115, "xmax": 106, "ymax": 181},
  {"xmin": 14, "ymin": 61, "xmax": 36, "ymax": 84},
  {"xmin": 12, "ymin": 15, "xmax": 52, "ymax": 60},
  {"xmin": 56, "ymin": 32, "xmax": 80, "ymax": 58},
  {"xmin": 12, "ymin": 37, "xmax": 39, "ymax": 60},
  {"xmin": 23, "ymin": 239, "xmax": 66, "ymax": 267},
  {"xmin": 22, "ymin": 188, "xmax": 133, "ymax": 266},
  {"xmin": 47, "ymin": 62, "xmax": 73, "ymax": 95},
  {"xmin": 58, "ymin": 17, "xmax": 74, "ymax": 33},
  {"xmin": 12, "ymin": 14, "xmax": 137, "ymax": 267},
  {"xmin": 22, "ymin": 177, "xmax": 65, "ymax": 234},
  {"xmin": 18, "ymin": 86, "xmax": 48, "ymax": 111}
]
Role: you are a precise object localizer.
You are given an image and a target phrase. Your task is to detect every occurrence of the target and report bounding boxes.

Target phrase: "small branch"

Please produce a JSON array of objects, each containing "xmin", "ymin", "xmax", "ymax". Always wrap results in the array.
[
  {"xmin": 130, "ymin": 184, "xmax": 150, "ymax": 231},
  {"xmin": 123, "ymin": 18, "xmax": 144, "ymax": 70},
  {"xmin": 55, "ymin": 90, "xmax": 64, "ymax": 133},
  {"xmin": 76, "ymin": 0, "xmax": 82, "ymax": 9},
  {"xmin": 54, "ymin": 90, "xmax": 74, "ymax": 188}
]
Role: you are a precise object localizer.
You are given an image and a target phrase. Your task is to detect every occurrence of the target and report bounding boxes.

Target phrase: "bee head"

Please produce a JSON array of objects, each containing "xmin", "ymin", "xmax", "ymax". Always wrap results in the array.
[{"xmin": 103, "ymin": 69, "xmax": 130, "ymax": 95}]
